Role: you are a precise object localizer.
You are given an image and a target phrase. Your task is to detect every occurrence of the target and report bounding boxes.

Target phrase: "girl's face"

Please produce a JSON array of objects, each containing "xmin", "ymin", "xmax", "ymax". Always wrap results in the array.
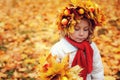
[{"xmin": 69, "ymin": 19, "xmax": 89, "ymax": 42}]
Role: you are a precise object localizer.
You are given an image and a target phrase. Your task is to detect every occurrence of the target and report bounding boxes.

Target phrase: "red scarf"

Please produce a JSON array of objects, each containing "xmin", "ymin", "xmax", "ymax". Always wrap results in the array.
[{"xmin": 65, "ymin": 36, "xmax": 93, "ymax": 80}]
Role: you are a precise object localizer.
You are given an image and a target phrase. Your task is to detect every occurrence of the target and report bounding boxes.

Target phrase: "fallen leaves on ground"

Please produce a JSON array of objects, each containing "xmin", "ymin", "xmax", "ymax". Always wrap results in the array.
[{"xmin": 0, "ymin": 0, "xmax": 120, "ymax": 80}]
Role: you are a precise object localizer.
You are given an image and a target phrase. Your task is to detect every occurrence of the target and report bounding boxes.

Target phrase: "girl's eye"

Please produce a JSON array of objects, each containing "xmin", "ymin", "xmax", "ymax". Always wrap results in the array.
[
  {"xmin": 74, "ymin": 27, "xmax": 80, "ymax": 31},
  {"xmin": 75, "ymin": 28, "xmax": 79, "ymax": 31},
  {"xmin": 84, "ymin": 28, "xmax": 89, "ymax": 31}
]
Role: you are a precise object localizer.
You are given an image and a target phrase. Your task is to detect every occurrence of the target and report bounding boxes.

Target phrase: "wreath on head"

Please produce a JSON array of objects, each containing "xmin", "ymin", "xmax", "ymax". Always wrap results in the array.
[{"xmin": 57, "ymin": 0, "xmax": 106, "ymax": 34}]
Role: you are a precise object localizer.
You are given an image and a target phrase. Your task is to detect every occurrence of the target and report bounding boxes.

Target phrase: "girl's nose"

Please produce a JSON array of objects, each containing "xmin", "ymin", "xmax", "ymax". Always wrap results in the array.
[{"xmin": 79, "ymin": 30, "xmax": 84, "ymax": 36}]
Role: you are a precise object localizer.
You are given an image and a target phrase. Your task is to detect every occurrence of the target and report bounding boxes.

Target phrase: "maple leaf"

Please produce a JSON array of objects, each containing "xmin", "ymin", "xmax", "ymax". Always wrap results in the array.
[{"xmin": 39, "ymin": 54, "xmax": 82, "ymax": 80}]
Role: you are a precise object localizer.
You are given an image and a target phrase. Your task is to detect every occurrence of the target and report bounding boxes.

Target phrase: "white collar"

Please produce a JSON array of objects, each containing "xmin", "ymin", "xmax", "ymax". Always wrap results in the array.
[{"xmin": 59, "ymin": 38, "xmax": 77, "ymax": 53}]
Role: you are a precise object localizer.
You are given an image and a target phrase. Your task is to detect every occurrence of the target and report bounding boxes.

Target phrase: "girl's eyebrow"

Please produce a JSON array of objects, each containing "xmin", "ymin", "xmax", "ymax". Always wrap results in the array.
[{"xmin": 84, "ymin": 26, "xmax": 89, "ymax": 28}]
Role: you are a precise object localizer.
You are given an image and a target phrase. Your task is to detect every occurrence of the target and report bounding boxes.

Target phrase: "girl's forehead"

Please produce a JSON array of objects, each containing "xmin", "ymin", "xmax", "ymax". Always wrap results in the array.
[{"xmin": 76, "ymin": 19, "xmax": 90, "ymax": 27}]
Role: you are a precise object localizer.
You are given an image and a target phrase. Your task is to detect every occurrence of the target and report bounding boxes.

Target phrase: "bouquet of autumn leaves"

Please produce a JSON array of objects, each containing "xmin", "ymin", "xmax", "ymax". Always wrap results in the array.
[{"xmin": 38, "ymin": 53, "xmax": 83, "ymax": 80}]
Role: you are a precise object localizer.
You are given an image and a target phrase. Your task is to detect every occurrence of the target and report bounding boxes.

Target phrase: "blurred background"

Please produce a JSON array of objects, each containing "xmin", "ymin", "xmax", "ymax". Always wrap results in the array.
[{"xmin": 0, "ymin": 0, "xmax": 120, "ymax": 80}]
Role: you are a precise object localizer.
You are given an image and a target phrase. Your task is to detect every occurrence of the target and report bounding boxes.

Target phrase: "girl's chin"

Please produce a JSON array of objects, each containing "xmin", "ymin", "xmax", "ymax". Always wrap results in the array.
[
  {"xmin": 75, "ymin": 40, "xmax": 84, "ymax": 43},
  {"xmin": 69, "ymin": 37, "xmax": 85, "ymax": 43}
]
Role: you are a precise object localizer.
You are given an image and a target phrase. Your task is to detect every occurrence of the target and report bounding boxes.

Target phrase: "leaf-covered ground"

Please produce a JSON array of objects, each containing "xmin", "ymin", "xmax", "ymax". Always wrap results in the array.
[{"xmin": 0, "ymin": 0, "xmax": 120, "ymax": 80}]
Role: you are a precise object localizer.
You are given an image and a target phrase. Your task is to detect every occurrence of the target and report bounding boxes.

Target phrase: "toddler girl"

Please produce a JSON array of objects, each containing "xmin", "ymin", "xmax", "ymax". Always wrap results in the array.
[{"xmin": 50, "ymin": 0, "xmax": 105, "ymax": 80}]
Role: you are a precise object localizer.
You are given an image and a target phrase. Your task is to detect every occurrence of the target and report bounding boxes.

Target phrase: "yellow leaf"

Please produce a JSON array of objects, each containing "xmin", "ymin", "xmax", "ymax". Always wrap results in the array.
[
  {"xmin": 104, "ymin": 76, "xmax": 115, "ymax": 80},
  {"xmin": 70, "ymin": 0, "xmax": 78, "ymax": 5},
  {"xmin": 24, "ymin": 59, "xmax": 35, "ymax": 64},
  {"xmin": 69, "ymin": 25, "xmax": 74, "ymax": 33},
  {"xmin": 61, "ymin": 54, "xmax": 69, "ymax": 67},
  {"xmin": 62, "ymin": 76, "xmax": 68, "ymax": 80}
]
